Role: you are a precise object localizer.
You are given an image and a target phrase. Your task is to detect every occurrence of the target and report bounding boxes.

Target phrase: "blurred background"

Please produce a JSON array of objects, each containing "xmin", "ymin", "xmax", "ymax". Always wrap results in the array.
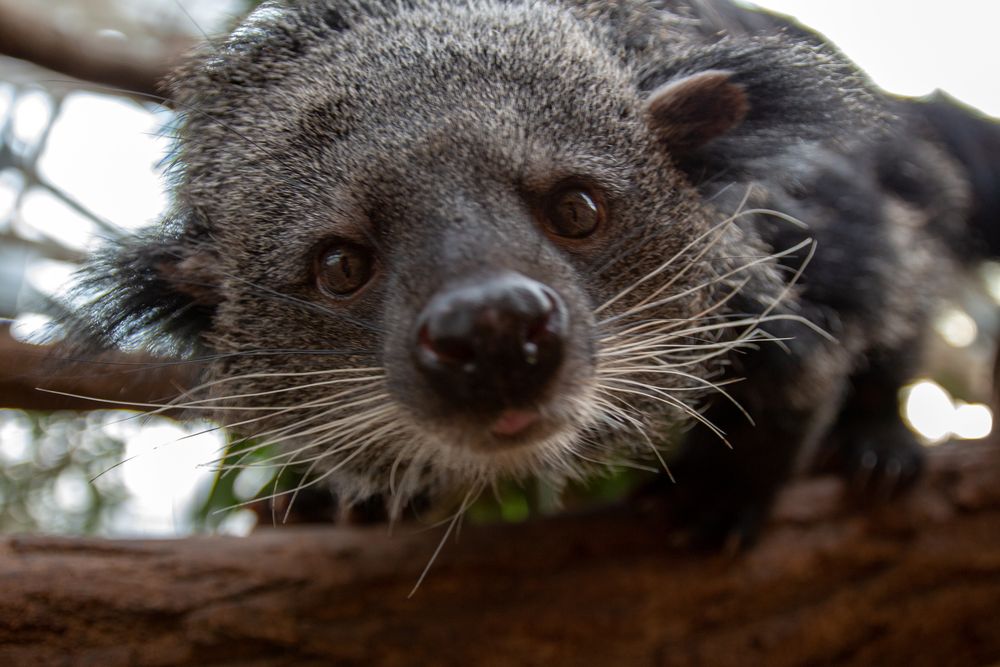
[{"xmin": 0, "ymin": 0, "xmax": 997, "ymax": 538}]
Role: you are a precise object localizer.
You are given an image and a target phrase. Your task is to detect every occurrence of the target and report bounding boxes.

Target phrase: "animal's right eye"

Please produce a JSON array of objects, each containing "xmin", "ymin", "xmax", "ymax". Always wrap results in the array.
[
  {"xmin": 542, "ymin": 186, "xmax": 605, "ymax": 239},
  {"xmin": 315, "ymin": 242, "xmax": 374, "ymax": 297}
]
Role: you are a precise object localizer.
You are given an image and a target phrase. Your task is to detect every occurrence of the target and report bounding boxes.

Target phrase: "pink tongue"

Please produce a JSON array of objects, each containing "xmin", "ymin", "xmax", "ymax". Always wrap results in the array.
[{"xmin": 491, "ymin": 409, "xmax": 540, "ymax": 437}]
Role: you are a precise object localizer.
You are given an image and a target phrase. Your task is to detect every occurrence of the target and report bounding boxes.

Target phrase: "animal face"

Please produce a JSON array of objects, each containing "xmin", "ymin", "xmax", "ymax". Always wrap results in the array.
[{"xmin": 77, "ymin": 0, "xmax": 876, "ymax": 511}]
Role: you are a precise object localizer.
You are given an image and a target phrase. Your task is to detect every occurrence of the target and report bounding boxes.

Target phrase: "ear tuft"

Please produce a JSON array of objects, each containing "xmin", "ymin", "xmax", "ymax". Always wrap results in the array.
[
  {"xmin": 645, "ymin": 70, "xmax": 749, "ymax": 153},
  {"xmin": 66, "ymin": 210, "xmax": 220, "ymax": 355}
]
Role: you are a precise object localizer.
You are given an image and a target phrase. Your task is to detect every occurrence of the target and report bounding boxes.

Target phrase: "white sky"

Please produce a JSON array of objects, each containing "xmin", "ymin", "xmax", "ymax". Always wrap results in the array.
[
  {"xmin": 39, "ymin": 94, "xmax": 171, "ymax": 237},
  {"xmin": 17, "ymin": 0, "xmax": 1000, "ymax": 257},
  {"xmin": 14, "ymin": 0, "xmax": 996, "ymax": 262},
  {"xmin": 7, "ymin": 1, "xmax": 999, "ymax": 536},
  {"xmin": 750, "ymin": 0, "xmax": 1000, "ymax": 116}
]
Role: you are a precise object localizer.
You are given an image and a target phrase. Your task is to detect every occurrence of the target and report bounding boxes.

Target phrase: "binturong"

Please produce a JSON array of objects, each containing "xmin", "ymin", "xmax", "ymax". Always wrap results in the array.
[{"xmin": 69, "ymin": 0, "xmax": 1000, "ymax": 545}]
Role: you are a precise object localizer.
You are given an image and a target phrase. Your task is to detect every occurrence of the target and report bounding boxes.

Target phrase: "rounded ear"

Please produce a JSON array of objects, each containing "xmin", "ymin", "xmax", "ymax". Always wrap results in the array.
[
  {"xmin": 69, "ymin": 209, "xmax": 221, "ymax": 354},
  {"xmin": 160, "ymin": 249, "xmax": 225, "ymax": 308},
  {"xmin": 641, "ymin": 38, "xmax": 884, "ymax": 175},
  {"xmin": 644, "ymin": 70, "xmax": 749, "ymax": 153}
]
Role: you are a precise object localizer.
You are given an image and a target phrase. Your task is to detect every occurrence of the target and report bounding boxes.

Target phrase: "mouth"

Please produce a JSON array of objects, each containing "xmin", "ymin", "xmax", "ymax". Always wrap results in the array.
[
  {"xmin": 414, "ymin": 404, "xmax": 565, "ymax": 454},
  {"xmin": 489, "ymin": 408, "xmax": 543, "ymax": 438}
]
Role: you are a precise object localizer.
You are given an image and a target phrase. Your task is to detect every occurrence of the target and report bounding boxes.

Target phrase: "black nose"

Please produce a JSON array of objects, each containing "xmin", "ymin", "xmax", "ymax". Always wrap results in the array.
[{"xmin": 414, "ymin": 272, "xmax": 567, "ymax": 408}]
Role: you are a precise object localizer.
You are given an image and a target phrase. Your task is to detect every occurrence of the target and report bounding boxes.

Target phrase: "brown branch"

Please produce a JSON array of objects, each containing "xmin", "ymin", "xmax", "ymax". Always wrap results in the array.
[
  {"xmin": 0, "ymin": 0, "xmax": 194, "ymax": 98},
  {"xmin": 0, "ymin": 325, "xmax": 197, "ymax": 411},
  {"xmin": 1, "ymin": 440, "xmax": 998, "ymax": 666},
  {"xmin": 0, "ymin": 231, "xmax": 85, "ymax": 265}
]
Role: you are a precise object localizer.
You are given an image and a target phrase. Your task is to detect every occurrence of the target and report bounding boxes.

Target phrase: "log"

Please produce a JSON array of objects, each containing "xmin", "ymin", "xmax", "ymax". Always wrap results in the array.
[
  {"xmin": 0, "ymin": 325, "xmax": 198, "ymax": 411},
  {"xmin": 0, "ymin": 0, "xmax": 192, "ymax": 98},
  {"xmin": 1, "ymin": 440, "xmax": 998, "ymax": 666}
]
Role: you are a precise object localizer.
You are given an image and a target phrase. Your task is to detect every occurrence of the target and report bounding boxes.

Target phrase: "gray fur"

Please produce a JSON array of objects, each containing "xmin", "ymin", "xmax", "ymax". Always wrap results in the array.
[{"xmin": 72, "ymin": 0, "xmax": 987, "ymax": 537}]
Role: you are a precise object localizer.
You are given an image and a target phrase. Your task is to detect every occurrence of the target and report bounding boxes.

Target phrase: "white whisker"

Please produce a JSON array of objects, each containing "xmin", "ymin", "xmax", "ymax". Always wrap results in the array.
[
  {"xmin": 566, "ymin": 446, "xmax": 659, "ymax": 474},
  {"xmin": 597, "ymin": 380, "xmax": 729, "ymax": 445},
  {"xmin": 600, "ymin": 237, "xmax": 815, "ymax": 326},
  {"xmin": 166, "ymin": 374, "xmax": 386, "ymax": 409},
  {"xmin": 595, "ymin": 185, "xmax": 754, "ymax": 314},
  {"xmin": 201, "ymin": 392, "xmax": 393, "ymax": 469},
  {"xmin": 212, "ymin": 403, "xmax": 398, "ymax": 470},
  {"xmin": 408, "ymin": 484, "xmax": 481, "ymax": 598},
  {"xmin": 213, "ymin": 428, "xmax": 390, "ymax": 513},
  {"xmin": 283, "ymin": 458, "xmax": 322, "ymax": 524}
]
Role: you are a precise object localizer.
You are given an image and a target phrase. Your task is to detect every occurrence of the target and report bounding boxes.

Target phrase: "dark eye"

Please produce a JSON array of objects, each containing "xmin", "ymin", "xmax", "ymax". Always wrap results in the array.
[
  {"xmin": 544, "ymin": 187, "xmax": 604, "ymax": 239},
  {"xmin": 315, "ymin": 243, "xmax": 374, "ymax": 296}
]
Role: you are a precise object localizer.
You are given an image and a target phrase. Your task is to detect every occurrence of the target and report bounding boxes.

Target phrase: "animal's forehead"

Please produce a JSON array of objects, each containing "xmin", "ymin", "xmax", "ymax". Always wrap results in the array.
[
  {"xmin": 224, "ymin": 1, "xmax": 637, "ymax": 120},
  {"xmin": 180, "ymin": 0, "xmax": 650, "ymax": 249}
]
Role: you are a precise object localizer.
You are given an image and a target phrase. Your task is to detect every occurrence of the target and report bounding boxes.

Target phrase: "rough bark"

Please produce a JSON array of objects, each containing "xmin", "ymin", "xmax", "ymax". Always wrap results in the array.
[
  {"xmin": 0, "ymin": 0, "xmax": 192, "ymax": 98},
  {"xmin": 0, "ymin": 325, "xmax": 198, "ymax": 411},
  {"xmin": 0, "ymin": 440, "xmax": 998, "ymax": 666}
]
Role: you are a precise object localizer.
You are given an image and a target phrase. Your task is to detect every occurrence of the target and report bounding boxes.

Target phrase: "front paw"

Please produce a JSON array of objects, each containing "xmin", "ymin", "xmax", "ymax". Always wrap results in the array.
[
  {"xmin": 641, "ymin": 470, "xmax": 779, "ymax": 551},
  {"xmin": 838, "ymin": 420, "xmax": 926, "ymax": 500}
]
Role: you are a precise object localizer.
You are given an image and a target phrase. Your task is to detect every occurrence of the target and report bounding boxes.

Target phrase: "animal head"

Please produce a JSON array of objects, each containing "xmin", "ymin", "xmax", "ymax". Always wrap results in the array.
[{"xmin": 76, "ymin": 0, "xmax": 878, "ymax": 510}]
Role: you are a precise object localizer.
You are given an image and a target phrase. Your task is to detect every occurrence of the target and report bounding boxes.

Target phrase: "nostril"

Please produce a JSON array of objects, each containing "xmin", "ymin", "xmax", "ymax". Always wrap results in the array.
[
  {"xmin": 521, "ymin": 314, "xmax": 551, "ymax": 368},
  {"xmin": 418, "ymin": 323, "xmax": 476, "ymax": 367},
  {"xmin": 413, "ymin": 272, "xmax": 569, "ymax": 408},
  {"xmin": 525, "ymin": 293, "xmax": 556, "ymax": 344},
  {"xmin": 526, "ymin": 288, "xmax": 567, "ymax": 344}
]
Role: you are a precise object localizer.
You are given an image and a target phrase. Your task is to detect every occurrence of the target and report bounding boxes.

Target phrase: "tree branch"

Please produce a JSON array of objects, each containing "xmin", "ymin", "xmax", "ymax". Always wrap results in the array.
[
  {"xmin": 0, "ymin": 1, "xmax": 194, "ymax": 98},
  {"xmin": 1, "ymin": 440, "xmax": 998, "ymax": 666},
  {"xmin": 0, "ymin": 325, "xmax": 197, "ymax": 411}
]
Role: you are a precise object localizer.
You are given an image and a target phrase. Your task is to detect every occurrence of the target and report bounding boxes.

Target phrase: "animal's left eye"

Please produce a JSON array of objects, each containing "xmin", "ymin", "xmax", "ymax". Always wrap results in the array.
[
  {"xmin": 543, "ymin": 187, "xmax": 605, "ymax": 239},
  {"xmin": 315, "ymin": 242, "xmax": 374, "ymax": 297}
]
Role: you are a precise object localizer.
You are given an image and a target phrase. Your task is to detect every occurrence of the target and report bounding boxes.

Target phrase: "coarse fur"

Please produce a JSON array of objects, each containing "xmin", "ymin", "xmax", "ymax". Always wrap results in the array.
[{"xmin": 70, "ymin": 0, "xmax": 996, "ymax": 543}]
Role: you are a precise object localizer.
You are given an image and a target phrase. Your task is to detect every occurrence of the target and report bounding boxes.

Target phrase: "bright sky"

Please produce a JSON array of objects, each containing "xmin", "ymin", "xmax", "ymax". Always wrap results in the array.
[
  {"xmin": 6, "ymin": 1, "xmax": 998, "ymax": 536},
  {"xmin": 750, "ymin": 0, "xmax": 1000, "ymax": 116}
]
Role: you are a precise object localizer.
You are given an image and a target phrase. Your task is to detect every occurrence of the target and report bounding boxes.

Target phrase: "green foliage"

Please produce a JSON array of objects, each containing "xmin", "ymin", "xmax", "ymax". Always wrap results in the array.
[
  {"xmin": 11, "ymin": 408, "xmax": 659, "ymax": 532},
  {"xmin": 192, "ymin": 435, "xmax": 658, "ymax": 528},
  {"xmin": 466, "ymin": 467, "xmax": 653, "ymax": 524},
  {"xmin": 190, "ymin": 434, "xmax": 288, "ymax": 530},
  {"xmin": 0, "ymin": 410, "xmax": 129, "ymax": 534}
]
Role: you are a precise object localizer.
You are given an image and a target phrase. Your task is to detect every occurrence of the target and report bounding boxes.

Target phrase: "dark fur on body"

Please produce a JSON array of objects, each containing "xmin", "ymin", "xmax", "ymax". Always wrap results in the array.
[{"xmin": 73, "ymin": 0, "xmax": 993, "ymax": 541}]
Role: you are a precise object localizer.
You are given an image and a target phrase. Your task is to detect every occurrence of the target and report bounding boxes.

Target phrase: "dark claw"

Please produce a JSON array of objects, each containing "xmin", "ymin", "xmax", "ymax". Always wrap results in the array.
[
  {"xmin": 641, "ymin": 470, "xmax": 776, "ymax": 551},
  {"xmin": 842, "ymin": 422, "xmax": 926, "ymax": 501}
]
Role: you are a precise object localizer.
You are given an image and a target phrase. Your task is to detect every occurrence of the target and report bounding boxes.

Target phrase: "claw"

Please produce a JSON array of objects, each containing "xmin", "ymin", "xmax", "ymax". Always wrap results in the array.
[{"xmin": 841, "ymin": 424, "xmax": 925, "ymax": 503}]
